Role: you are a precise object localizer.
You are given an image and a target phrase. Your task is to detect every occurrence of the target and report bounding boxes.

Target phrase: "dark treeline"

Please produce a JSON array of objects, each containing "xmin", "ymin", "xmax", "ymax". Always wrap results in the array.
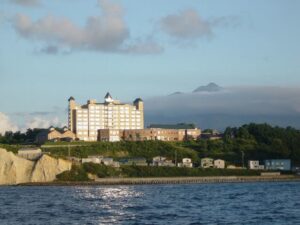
[
  {"xmin": 180, "ymin": 123, "xmax": 300, "ymax": 165},
  {"xmin": 0, "ymin": 129, "xmax": 44, "ymax": 144},
  {"xmin": 0, "ymin": 127, "xmax": 65, "ymax": 144},
  {"xmin": 225, "ymin": 123, "xmax": 300, "ymax": 164}
]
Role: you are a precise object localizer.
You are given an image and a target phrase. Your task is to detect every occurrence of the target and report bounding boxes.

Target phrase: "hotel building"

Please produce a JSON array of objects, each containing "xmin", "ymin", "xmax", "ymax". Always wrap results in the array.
[{"xmin": 68, "ymin": 93, "xmax": 144, "ymax": 141}]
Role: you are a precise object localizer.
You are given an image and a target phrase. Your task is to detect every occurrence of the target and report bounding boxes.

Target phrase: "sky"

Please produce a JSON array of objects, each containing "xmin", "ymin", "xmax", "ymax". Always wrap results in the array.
[{"xmin": 0, "ymin": 0, "xmax": 300, "ymax": 132}]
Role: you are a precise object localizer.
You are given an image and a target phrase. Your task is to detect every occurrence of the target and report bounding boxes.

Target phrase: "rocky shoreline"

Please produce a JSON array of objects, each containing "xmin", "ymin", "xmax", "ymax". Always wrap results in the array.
[{"xmin": 18, "ymin": 175, "xmax": 300, "ymax": 186}]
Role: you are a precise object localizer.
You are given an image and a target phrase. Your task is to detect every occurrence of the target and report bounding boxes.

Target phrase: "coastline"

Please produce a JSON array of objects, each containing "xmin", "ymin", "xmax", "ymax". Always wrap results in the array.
[{"xmin": 18, "ymin": 175, "xmax": 300, "ymax": 186}]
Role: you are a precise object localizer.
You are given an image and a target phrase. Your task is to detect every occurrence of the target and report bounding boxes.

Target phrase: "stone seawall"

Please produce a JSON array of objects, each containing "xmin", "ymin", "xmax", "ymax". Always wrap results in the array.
[{"xmin": 20, "ymin": 175, "xmax": 300, "ymax": 186}]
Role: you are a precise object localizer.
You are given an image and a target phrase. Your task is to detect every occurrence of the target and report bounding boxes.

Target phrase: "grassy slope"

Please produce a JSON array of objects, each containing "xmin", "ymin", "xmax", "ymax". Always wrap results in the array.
[
  {"xmin": 0, "ymin": 144, "xmax": 33, "ymax": 153},
  {"xmin": 57, "ymin": 163, "xmax": 263, "ymax": 181},
  {"xmin": 42, "ymin": 141, "xmax": 199, "ymax": 162}
]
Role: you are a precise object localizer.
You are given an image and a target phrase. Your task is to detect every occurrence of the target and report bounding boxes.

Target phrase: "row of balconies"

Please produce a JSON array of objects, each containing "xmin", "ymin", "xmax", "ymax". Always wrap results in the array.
[
  {"xmin": 76, "ymin": 114, "xmax": 141, "ymax": 118},
  {"xmin": 77, "ymin": 119, "xmax": 141, "ymax": 124},
  {"xmin": 76, "ymin": 119, "xmax": 141, "ymax": 123}
]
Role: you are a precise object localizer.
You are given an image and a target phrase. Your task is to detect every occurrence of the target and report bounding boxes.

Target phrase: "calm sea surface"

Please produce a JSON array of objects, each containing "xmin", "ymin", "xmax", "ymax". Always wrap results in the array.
[{"xmin": 0, "ymin": 182, "xmax": 300, "ymax": 225}]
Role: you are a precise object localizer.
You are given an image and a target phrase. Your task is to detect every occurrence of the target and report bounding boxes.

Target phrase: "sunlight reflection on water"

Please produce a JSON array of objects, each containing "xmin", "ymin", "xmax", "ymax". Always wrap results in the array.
[
  {"xmin": 74, "ymin": 186, "xmax": 143, "ymax": 224},
  {"xmin": 75, "ymin": 186, "xmax": 143, "ymax": 200}
]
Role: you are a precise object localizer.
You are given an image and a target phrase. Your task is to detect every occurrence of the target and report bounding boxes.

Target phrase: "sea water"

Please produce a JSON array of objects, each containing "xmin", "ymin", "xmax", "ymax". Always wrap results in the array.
[{"xmin": 0, "ymin": 182, "xmax": 300, "ymax": 225}]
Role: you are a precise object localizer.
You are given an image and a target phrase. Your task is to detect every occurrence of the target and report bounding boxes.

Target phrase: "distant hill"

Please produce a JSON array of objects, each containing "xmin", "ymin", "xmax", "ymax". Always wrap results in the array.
[{"xmin": 193, "ymin": 82, "xmax": 222, "ymax": 93}]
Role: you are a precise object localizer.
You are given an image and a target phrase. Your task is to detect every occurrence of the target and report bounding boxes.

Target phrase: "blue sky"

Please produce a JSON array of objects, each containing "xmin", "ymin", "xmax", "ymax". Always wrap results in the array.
[{"xmin": 0, "ymin": 0, "xmax": 300, "ymax": 131}]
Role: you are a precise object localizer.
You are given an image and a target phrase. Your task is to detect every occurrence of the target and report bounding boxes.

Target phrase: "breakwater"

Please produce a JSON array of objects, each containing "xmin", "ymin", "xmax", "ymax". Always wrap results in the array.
[{"xmin": 20, "ymin": 175, "xmax": 300, "ymax": 186}]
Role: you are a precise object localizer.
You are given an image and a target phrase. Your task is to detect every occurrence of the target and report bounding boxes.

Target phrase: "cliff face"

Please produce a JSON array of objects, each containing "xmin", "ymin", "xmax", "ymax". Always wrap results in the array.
[
  {"xmin": 0, "ymin": 149, "xmax": 34, "ymax": 185},
  {"xmin": 31, "ymin": 155, "xmax": 72, "ymax": 182},
  {"xmin": 0, "ymin": 148, "xmax": 71, "ymax": 185}
]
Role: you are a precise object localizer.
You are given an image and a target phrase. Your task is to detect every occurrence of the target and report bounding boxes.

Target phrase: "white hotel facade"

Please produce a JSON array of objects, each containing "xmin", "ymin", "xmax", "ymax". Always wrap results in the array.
[{"xmin": 68, "ymin": 93, "xmax": 144, "ymax": 141}]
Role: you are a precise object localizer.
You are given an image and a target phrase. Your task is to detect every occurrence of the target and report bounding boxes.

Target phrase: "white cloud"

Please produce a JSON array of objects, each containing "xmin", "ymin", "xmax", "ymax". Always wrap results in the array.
[
  {"xmin": 160, "ymin": 9, "xmax": 238, "ymax": 43},
  {"xmin": 11, "ymin": 0, "xmax": 163, "ymax": 54},
  {"xmin": 121, "ymin": 38, "xmax": 164, "ymax": 54},
  {"xmin": 8, "ymin": 108, "xmax": 67, "ymax": 132},
  {"xmin": 40, "ymin": 45, "xmax": 59, "ymax": 54},
  {"xmin": 0, "ymin": 112, "xmax": 19, "ymax": 135},
  {"xmin": 24, "ymin": 116, "xmax": 64, "ymax": 130},
  {"xmin": 160, "ymin": 9, "xmax": 213, "ymax": 40},
  {"xmin": 9, "ymin": 0, "xmax": 40, "ymax": 7}
]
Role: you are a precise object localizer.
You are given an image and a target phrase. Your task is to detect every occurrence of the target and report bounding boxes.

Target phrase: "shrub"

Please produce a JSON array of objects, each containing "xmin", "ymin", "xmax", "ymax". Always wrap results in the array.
[{"xmin": 56, "ymin": 165, "xmax": 90, "ymax": 181}]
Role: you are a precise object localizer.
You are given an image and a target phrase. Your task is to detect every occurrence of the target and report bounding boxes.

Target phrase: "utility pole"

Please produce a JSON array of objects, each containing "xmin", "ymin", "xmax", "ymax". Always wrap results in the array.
[
  {"xmin": 175, "ymin": 149, "xmax": 177, "ymax": 166},
  {"xmin": 68, "ymin": 144, "xmax": 71, "ymax": 157},
  {"xmin": 241, "ymin": 151, "xmax": 245, "ymax": 169}
]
